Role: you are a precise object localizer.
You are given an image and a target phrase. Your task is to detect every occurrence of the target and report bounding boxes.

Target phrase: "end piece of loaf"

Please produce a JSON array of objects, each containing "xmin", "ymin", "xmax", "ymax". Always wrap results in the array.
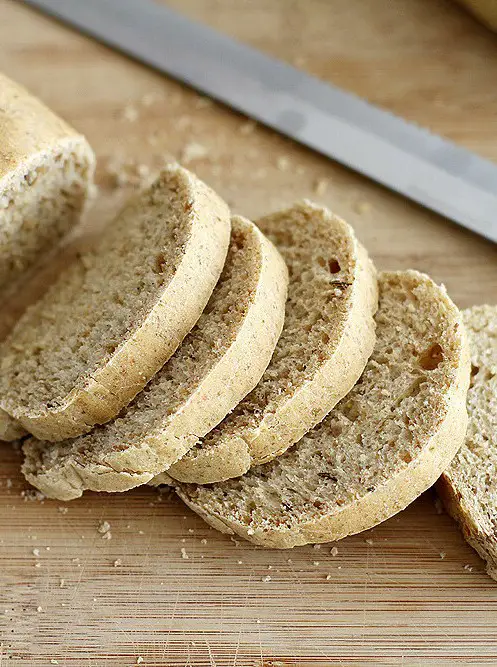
[
  {"xmin": 437, "ymin": 305, "xmax": 497, "ymax": 580},
  {"xmin": 176, "ymin": 270, "xmax": 470, "ymax": 548},
  {"xmin": 0, "ymin": 165, "xmax": 230, "ymax": 441},
  {"xmin": 22, "ymin": 216, "xmax": 288, "ymax": 500},
  {"xmin": 0, "ymin": 73, "xmax": 95, "ymax": 297},
  {"xmin": 164, "ymin": 200, "xmax": 378, "ymax": 484}
]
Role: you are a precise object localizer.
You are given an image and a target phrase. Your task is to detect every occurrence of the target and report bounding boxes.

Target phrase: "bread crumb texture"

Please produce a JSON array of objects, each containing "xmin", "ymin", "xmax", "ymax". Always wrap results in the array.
[
  {"xmin": 438, "ymin": 305, "xmax": 497, "ymax": 580},
  {"xmin": 22, "ymin": 217, "xmax": 288, "ymax": 500},
  {"xmin": 0, "ymin": 73, "xmax": 95, "ymax": 295},
  {"xmin": 177, "ymin": 270, "xmax": 470, "ymax": 548},
  {"xmin": 167, "ymin": 200, "xmax": 378, "ymax": 484},
  {"xmin": 1, "ymin": 164, "xmax": 230, "ymax": 441}
]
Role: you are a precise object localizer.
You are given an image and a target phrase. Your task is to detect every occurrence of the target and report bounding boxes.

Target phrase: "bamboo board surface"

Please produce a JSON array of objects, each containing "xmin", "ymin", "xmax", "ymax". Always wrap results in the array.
[{"xmin": 1, "ymin": 0, "xmax": 497, "ymax": 664}]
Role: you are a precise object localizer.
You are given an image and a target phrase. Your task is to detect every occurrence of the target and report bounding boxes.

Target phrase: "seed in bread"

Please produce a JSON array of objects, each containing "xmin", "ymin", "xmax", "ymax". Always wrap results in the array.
[
  {"xmin": 437, "ymin": 305, "xmax": 497, "ymax": 580},
  {"xmin": 176, "ymin": 270, "xmax": 470, "ymax": 548},
  {"xmin": 0, "ymin": 73, "xmax": 95, "ymax": 298},
  {"xmin": 21, "ymin": 216, "xmax": 288, "ymax": 499},
  {"xmin": 162, "ymin": 201, "xmax": 378, "ymax": 484},
  {"xmin": 0, "ymin": 164, "xmax": 230, "ymax": 441}
]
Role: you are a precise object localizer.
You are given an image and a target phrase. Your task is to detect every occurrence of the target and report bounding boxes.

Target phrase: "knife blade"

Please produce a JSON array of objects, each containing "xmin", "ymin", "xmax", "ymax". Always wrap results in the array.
[{"xmin": 21, "ymin": 0, "xmax": 497, "ymax": 244}]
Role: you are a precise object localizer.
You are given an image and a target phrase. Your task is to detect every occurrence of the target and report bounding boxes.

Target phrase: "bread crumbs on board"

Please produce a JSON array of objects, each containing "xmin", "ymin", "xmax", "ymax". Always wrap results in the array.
[
  {"xmin": 97, "ymin": 520, "xmax": 111, "ymax": 535},
  {"xmin": 121, "ymin": 105, "xmax": 139, "ymax": 122},
  {"xmin": 240, "ymin": 120, "xmax": 256, "ymax": 135},
  {"xmin": 314, "ymin": 178, "xmax": 328, "ymax": 195},
  {"xmin": 181, "ymin": 142, "xmax": 208, "ymax": 164},
  {"xmin": 353, "ymin": 200, "xmax": 371, "ymax": 214}
]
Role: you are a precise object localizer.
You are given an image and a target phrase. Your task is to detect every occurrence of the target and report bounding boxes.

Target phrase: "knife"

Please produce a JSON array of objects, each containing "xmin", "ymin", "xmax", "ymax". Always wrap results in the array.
[{"xmin": 21, "ymin": 0, "xmax": 497, "ymax": 244}]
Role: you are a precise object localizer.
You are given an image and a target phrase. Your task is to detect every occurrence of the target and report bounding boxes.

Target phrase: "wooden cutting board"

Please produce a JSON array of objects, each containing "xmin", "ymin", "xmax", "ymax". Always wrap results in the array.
[{"xmin": 2, "ymin": 0, "xmax": 497, "ymax": 665}]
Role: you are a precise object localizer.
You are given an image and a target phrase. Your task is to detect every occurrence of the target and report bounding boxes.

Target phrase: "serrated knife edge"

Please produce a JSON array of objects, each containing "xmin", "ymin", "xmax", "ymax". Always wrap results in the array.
[{"xmin": 20, "ymin": 0, "xmax": 497, "ymax": 243}]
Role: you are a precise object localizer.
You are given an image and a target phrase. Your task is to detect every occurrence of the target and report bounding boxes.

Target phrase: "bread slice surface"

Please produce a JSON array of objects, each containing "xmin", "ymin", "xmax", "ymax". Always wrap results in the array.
[
  {"xmin": 21, "ymin": 216, "xmax": 288, "ymax": 500},
  {"xmin": 0, "ymin": 165, "xmax": 230, "ymax": 441},
  {"xmin": 0, "ymin": 73, "xmax": 95, "ymax": 297},
  {"xmin": 164, "ymin": 200, "xmax": 378, "ymax": 484},
  {"xmin": 176, "ymin": 270, "xmax": 470, "ymax": 548},
  {"xmin": 437, "ymin": 305, "xmax": 497, "ymax": 580}
]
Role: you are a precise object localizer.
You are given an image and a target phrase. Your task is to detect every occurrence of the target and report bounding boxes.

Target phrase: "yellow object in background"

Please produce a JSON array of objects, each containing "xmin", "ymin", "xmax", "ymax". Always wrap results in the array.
[{"xmin": 457, "ymin": 0, "xmax": 497, "ymax": 32}]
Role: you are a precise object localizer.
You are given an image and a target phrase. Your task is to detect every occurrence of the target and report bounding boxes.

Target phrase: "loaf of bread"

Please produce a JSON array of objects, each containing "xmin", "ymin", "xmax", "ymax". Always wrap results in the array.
[
  {"xmin": 0, "ymin": 73, "xmax": 95, "ymax": 296},
  {"xmin": 162, "ymin": 201, "xmax": 378, "ymax": 485},
  {"xmin": 438, "ymin": 305, "xmax": 497, "ymax": 580},
  {"xmin": 0, "ymin": 165, "xmax": 230, "ymax": 442},
  {"xmin": 176, "ymin": 271, "xmax": 470, "ymax": 548},
  {"xmin": 22, "ymin": 216, "xmax": 288, "ymax": 500}
]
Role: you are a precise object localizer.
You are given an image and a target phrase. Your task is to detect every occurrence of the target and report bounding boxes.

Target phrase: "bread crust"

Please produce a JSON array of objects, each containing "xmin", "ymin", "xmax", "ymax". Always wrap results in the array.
[
  {"xmin": 0, "ymin": 73, "xmax": 93, "ymax": 180},
  {"xmin": 167, "ymin": 203, "xmax": 378, "ymax": 484},
  {"xmin": 1, "ymin": 165, "xmax": 230, "ymax": 441},
  {"xmin": 22, "ymin": 217, "xmax": 288, "ymax": 499},
  {"xmin": 177, "ymin": 271, "xmax": 470, "ymax": 548},
  {"xmin": 0, "ymin": 408, "xmax": 27, "ymax": 441},
  {"xmin": 437, "ymin": 305, "xmax": 497, "ymax": 580},
  {"xmin": 0, "ymin": 75, "xmax": 95, "ymax": 442}
]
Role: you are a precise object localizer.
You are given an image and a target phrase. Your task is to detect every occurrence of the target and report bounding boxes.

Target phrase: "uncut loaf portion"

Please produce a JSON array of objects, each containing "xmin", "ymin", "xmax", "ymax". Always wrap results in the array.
[
  {"xmin": 0, "ymin": 165, "xmax": 230, "ymax": 442},
  {"xmin": 0, "ymin": 73, "xmax": 95, "ymax": 297},
  {"xmin": 177, "ymin": 270, "xmax": 470, "ymax": 548},
  {"xmin": 158, "ymin": 200, "xmax": 378, "ymax": 485},
  {"xmin": 22, "ymin": 216, "xmax": 288, "ymax": 500},
  {"xmin": 438, "ymin": 305, "xmax": 497, "ymax": 580}
]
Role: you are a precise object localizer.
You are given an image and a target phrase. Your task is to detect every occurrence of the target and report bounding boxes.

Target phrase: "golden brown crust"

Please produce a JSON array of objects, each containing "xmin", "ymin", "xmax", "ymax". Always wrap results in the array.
[
  {"xmin": 167, "ymin": 203, "xmax": 378, "ymax": 484},
  {"xmin": 0, "ymin": 74, "xmax": 95, "ymax": 442},
  {"xmin": 21, "ymin": 216, "xmax": 288, "ymax": 499},
  {"xmin": 437, "ymin": 305, "xmax": 497, "ymax": 581},
  {"xmin": 0, "ymin": 73, "xmax": 88, "ymax": 179},
  {"xmin": 1, "ymin": 165, "xmax": 230, "ymax": 441},
  {"xmin": 177, "ymin": 271, "xmax": 470, "ymax": 548}
]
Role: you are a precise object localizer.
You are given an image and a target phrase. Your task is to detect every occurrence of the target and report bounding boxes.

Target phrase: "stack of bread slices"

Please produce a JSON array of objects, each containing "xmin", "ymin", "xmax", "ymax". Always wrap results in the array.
[{"xmin": 1, "ymin": 75, "xmax": 496, "ymax": 578}]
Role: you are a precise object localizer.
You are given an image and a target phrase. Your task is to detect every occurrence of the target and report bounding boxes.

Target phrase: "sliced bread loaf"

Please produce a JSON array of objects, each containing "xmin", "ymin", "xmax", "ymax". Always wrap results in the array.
[
  {"xmin": 437, "ymin": 305, "xmax": 497, "ymax": 580},
  {"xmin": 21, "ymin": 216, "xmax": 288, "ymax": 500},
  {"xmin": 162, "ymin": 201, "xmax": 378, "ymax": 485},
  {"xmin": 0, "ymin": 165, "xmax": 230, "ymax": 442},
  {"xmin": 176, "ymin": 271, "xmax": 470, "ymax": 548},
  {"xmin": 0, "ymin": 73, "xmax": 95, "ymax": 296}
]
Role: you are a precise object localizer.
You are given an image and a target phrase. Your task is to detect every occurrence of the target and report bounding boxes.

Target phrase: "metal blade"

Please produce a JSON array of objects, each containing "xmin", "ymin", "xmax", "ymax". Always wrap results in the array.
[{"xmin": 22, "ymin": 0, "xmax": 497, "ymax": 243}]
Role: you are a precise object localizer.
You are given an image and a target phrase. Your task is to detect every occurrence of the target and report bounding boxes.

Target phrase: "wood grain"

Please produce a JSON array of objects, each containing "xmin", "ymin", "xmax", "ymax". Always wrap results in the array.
[{"xmin": 1, "ymin": 0, "xmax": 497, "ymax": 664}]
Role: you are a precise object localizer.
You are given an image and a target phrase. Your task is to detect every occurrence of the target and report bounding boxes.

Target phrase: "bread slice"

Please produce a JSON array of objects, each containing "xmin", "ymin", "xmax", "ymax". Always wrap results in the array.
[
  {"xmin": 0, "ymin": 165, "xmax": 230, "ymax": 442},
  {"xmin": 0, "ymin": 408, "xmax": 26, "ymax": 441},
  {"xmin": 0, "ymin": 73, "xmax": 95, "ymax": 296},
  {"xmin": 176, "ymin": 271, "xmax": 470, "ymax": 548},
  {"xmin": 162, "ymin": 201, "xmax": 378, "ymax": 485},
  {"xmin": 437, "ymin": 305, "xmax": 497, "ymax": 580},
  {"xmin": 21, "ymin": 216, "xmax": 288, "ymax": 500}
]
